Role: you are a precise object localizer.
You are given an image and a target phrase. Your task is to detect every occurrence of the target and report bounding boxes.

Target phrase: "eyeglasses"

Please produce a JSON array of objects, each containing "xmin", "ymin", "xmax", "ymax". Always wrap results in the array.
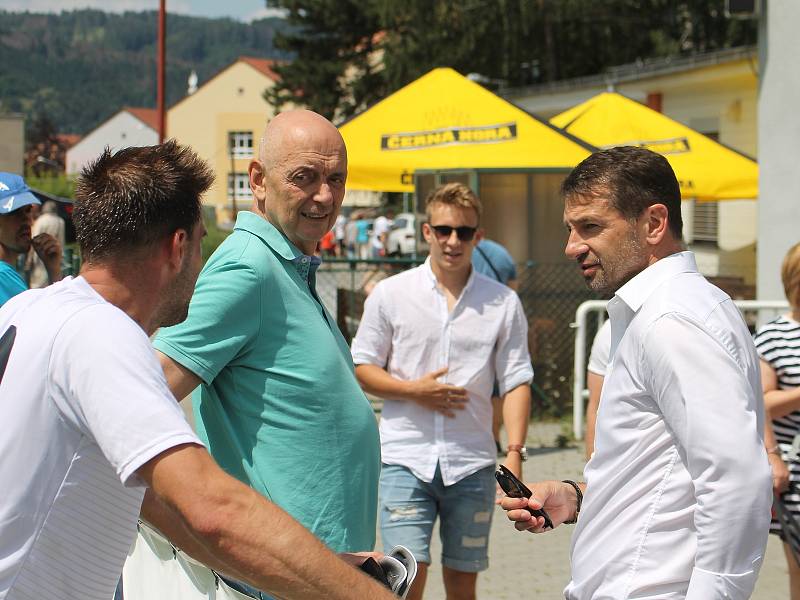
[{"xmin": 430, "ymin": 224, "xmax": 477, "ymax": 242}]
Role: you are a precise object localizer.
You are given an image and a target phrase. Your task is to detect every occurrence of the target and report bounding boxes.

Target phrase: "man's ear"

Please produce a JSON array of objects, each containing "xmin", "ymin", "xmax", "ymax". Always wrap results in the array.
[
  {"xmin": 643, "ymin": 203, "xmax": 670, "ymax": 246},
  {"xmin": 474, "ymin": 227, "xmax": 485, "ymax": 245},
  {"xmin": 249, "ymin": 160, "xmax": 267, "ymax": 206},
  {"xmin": 165, "ymin": 229, "xmax": 188, "ymax": 272},
  {"xmin": 421, "ymin": 222, "xmax": 433, "ymax": 244}
]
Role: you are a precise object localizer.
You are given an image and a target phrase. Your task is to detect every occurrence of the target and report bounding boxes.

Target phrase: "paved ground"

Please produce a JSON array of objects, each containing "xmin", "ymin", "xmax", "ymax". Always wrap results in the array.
[
  {"xmin": 179, "ymin": 400, "xmax": 791, "ymax": 599},
  {"xmin": 383, "ymin": 422, "xmax": 791, "ymax": 600}
]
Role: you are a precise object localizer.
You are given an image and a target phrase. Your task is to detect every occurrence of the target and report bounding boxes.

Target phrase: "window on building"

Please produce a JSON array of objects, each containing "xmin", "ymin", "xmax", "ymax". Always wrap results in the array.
[
  {"xmin": 227, "ymin": 172, "xmax": 253, "ymax": 201},
  {"xmin": 228, "ymin": 131, "xmax": 254, "ymax": 158}
]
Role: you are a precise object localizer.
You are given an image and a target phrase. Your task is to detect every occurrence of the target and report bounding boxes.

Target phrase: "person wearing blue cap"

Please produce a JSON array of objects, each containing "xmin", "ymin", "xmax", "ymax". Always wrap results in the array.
[{"xmin": 0, "ymin": 172, "xmax": 62, "ymax": 305}]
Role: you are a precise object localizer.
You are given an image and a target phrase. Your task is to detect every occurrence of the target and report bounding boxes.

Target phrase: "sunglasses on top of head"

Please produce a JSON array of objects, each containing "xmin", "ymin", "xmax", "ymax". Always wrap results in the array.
[{"xmin": 429, "ymin": 224, "xmax": 478, "ymax": 242}]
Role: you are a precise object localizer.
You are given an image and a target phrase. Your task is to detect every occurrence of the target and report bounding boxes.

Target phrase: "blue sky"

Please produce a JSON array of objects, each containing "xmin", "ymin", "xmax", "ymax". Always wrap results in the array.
[{"xmin": 0, "ymin": 0, "xmax": 285, "ymax": 22}]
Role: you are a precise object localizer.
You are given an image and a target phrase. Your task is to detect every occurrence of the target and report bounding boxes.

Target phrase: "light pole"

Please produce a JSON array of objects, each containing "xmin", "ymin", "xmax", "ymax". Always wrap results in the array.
[{"xmin": 157, "ymin": 0, "xmax": 166, "ymax": 143}]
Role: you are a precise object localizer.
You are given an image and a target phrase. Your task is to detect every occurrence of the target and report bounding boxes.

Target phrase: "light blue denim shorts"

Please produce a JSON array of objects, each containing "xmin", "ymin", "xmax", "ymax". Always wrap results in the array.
[{"xmin": 378, "ymin": 463, "xmax": 495, "ymax": 573}]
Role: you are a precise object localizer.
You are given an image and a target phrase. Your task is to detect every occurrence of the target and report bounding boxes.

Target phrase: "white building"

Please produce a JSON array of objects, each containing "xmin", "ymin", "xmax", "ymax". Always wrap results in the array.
[{"xmin": 66, "ymin": 107, "xmax": 158, "ymax": 175}]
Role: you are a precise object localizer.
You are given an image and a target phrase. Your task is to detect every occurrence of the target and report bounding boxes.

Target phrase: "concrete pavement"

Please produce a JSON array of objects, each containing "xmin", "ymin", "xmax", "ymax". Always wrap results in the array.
[{"xmin": 382, "ymin": 423, "xmax": 790, "ymax": 600}]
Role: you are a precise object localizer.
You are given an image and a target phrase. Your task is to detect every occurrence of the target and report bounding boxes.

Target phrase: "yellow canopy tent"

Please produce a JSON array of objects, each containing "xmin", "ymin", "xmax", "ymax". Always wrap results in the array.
[
  {"xmin": 550, "ymin": 92, "xmax": 758, "ymax": 200},
  {"xmin": 340, "ymin": 68, "xmax": 593, "ymax": 192}
]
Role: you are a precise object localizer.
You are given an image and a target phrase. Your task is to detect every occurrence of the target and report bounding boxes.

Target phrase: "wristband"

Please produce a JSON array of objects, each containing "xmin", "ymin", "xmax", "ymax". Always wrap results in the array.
[
  {"xmin": 562, "ymin": 480, "xmax": 583, "ymax": 524},
  {"xmin": 767, "ymin": 445, "xmax": 782, "ymax": 455}
]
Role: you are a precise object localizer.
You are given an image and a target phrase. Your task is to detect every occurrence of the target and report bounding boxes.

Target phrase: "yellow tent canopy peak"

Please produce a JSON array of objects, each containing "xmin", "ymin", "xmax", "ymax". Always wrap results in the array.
[
  {"xmin": 340, "ymin": 68, "xmax": 593, "ymax": 192},
  {"xmin": 551, "ymin": 92, "xmax": 758, "ymax": 201}
]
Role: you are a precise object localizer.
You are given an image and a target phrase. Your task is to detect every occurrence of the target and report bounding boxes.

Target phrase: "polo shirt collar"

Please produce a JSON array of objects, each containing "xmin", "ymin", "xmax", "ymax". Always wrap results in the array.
[
  {"xmin": 233, "ymin": 211, "xmax": 322, "ymax": 280},
  {"xmin": 614, "ymin": 250, "xmax": 698, "ymax": 313}
]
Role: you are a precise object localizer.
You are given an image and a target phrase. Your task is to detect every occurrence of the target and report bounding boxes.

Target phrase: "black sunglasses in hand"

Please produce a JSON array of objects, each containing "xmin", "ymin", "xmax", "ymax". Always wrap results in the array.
[
  {"xmin": 430, "ymin": 224, "xmax": 477, "ymax": 242},
  {"xmin": 495, "ymin": 465, "xmax": 554, "ymax": 530}
]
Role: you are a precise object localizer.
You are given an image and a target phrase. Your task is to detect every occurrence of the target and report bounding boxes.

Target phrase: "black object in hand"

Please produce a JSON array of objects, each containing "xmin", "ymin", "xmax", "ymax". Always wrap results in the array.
[
  {"xmin": 495, "ymin": 464, "xmax": 554, "ymax": 529},
  {"xmin": 358, "ymin": 557, "xmax": 392, "ymax": 588}
]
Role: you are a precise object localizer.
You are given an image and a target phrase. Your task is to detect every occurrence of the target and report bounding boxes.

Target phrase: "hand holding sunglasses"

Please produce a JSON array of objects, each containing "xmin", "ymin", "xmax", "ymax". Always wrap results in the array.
[{"xmin": 495, "ymin": 465, "xmax": 554, "ymax": 530}]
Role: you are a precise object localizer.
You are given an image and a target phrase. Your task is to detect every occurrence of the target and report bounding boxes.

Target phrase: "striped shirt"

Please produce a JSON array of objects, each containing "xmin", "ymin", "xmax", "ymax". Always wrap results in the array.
[
  {"xmin": 754, "ymin": 315, "xmax": 800, "ymax": 444},
  {"xmin": 754, "ymin": 314, "xmax": 800, "ymax": 549}
]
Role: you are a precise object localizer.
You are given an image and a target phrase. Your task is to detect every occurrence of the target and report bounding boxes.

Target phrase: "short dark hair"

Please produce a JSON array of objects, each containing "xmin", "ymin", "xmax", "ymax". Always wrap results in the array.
[
  {"xmin": 561, "ymin": 146, "xmax": 683, "ymax": 239},
  {"xmin": 74, "ymin": 140, "xmax": 214, "ymax": 262}
]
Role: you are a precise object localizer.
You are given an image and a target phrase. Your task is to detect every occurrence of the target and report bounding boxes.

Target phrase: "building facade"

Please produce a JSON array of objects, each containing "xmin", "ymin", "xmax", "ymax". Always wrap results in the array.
[
  {"xmin": 66, "ymin": 108, "xmax": 158, "ymax": 176},
  {"xmin": 167, "ymin": 57, "xmax": 280, "ymax": 227},
  {"xmin": 0, "ymin": 114, "xmax": 24, "ymax": 174}
]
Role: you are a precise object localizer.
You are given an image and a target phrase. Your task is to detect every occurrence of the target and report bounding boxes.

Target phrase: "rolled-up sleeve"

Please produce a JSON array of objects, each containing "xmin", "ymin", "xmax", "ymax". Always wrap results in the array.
[
  {"xmin": 643, "ymin": 314, "xmax": 772, "ymax": 599},
  {"xmin": 495, "ymin": 295, "xmax": 533, "ymax": 396},
  {"xmin": 351, "ymin": 283, "xmax": 393, "ymax": 368}
]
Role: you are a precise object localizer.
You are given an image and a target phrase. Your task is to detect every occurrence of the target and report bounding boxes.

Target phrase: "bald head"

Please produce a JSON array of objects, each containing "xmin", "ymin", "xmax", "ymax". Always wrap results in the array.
[
  {"xmin": 259, "ymin": 110, "xmax": 346, "ymax": 171},
  {"xmin": 249, "ymin": 109, "xmax": 348, "ymax": 255}
]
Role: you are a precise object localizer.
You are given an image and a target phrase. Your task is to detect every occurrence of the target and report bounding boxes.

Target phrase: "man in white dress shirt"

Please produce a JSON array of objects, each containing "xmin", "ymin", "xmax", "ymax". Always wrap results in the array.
[
  {"xmin": 352, "ymin": 182, "xmax": 533, "ymax": 600},
  {"xmin": 501, "ymin": 146, "xmax": 772, "ymax": 599}
]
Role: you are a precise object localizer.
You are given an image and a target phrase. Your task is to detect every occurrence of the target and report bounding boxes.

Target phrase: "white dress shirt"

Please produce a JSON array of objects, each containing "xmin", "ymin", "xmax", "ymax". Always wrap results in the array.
[
  {"xmin": 566, "ymin": 251, "xmax": 772, "ymax": 600},
  {"xmin": 352, "ymin": 259, "xmax": 533, "ymax": 486}
]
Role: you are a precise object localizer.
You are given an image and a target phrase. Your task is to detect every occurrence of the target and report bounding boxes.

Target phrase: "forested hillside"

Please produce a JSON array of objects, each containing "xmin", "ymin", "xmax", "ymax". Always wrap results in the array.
[{"xmin": 0, "ymin": 9, "xmax": 290, "ymax": 136}]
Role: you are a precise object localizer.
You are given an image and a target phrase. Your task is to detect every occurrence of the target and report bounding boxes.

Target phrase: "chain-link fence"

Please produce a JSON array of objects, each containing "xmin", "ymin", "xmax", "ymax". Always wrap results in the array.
[
  {"xmin": 314, "ymin": 258, "xmax": 424, "ymax": 344},
  {"xmin": 58, "ymin": 251, "xmax": 594, "ymax": 418},
  {"xmin": 516, "ymin": 262, "xmax": 597, "ymax": 417},
  {"xmin": 317, "ymin": 258, "xmax": 597, "ymax": 418}
]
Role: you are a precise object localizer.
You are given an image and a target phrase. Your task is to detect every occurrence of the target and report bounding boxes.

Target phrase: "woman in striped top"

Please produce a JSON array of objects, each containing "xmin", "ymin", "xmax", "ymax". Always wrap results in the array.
[{"xmin": 755, "ymin": 241, "xmax": 800, "ymax": 600}]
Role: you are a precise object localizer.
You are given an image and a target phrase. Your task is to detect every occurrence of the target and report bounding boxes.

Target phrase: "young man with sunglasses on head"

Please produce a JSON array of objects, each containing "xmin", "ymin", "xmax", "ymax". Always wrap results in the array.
[{"xmin": 352, "ymin": 182, "xmax": 533, "ymax": 600}]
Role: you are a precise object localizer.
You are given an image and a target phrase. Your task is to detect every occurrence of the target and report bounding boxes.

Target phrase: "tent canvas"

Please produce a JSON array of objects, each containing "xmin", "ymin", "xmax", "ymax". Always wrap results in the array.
[
  {"xmin": 340, "ymin": 68, "xmax": 593, "ymax": 192},
  {"xmin": 550, "ymin": 92, "xmax": 758, "ymax": 200}
]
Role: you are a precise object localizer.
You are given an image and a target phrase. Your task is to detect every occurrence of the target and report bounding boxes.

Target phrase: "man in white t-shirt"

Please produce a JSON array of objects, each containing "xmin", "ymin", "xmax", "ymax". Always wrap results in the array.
[
  {"xmin": 0, "ymin": 142, "xmax": 394, "ymax": 600},
  {"xmin": 370, "ymin": 208, "xmax": 394, "ymax": 258}
]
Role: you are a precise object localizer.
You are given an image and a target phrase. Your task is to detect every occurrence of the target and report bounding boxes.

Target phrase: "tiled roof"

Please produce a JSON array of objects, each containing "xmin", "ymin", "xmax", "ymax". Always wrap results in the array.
[
  {"xmin": 124, "ymin": 107, "xmax": 159, "ymax": 130},
  {"xmin": 239, "ymin": 56, "xmax": 281, "ymax": 81},
  {"xmin": 56, "ymin": 133, "xmax": 81, "ymax": 148}
]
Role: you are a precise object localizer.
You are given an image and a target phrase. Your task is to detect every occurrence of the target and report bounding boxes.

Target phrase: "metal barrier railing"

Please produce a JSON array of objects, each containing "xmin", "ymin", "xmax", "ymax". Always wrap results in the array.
[{"xmin": 571, "ymin": 298, "xmax": 791, "ymax": 441}]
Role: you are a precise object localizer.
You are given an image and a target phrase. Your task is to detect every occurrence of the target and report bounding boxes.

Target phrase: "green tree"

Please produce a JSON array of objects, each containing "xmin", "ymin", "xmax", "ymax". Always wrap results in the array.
[
  {"xmin": 0, "ymin": 9, "xmax": 292, "ymax": 137},
  {"xmin": 265, "ymin": 0, "xmax": 756, "ymax": 121},
  {"xmin": 265, "ymin": 0, "xmax": 383, "ymax": 120}
]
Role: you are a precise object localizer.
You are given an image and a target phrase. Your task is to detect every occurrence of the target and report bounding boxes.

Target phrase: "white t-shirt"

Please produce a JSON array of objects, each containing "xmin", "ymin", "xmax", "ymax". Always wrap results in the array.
[
  {"xmin": 0, "ymin": 277, "xmax": 202, "ymax": 600},
  {"xmin": 586, "ymin": 318, "xmax": 611, "ymax": 376},
  {"xmin": 371, "ymin": 215, "xmax": 392, "ymax": 249},
  {"xmin": 334, "ymin": 214, "xmax": 347, "ymax": 240}
]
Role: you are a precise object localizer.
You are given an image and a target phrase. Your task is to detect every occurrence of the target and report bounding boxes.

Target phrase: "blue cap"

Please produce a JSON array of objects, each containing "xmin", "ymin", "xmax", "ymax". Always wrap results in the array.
[{"xmin": 0, "ymin": 173, "xmax": 41, "ymax": 215}]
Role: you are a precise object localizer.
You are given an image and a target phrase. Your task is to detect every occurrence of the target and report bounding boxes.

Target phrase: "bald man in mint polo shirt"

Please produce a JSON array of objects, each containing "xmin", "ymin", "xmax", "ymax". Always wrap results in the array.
[{"xmin": 155, "ymin": 111, "xmax": 380, "ymax": 596}]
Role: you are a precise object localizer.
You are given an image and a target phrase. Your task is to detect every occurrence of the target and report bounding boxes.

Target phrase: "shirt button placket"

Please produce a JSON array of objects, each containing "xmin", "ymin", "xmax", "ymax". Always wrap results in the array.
[{"xmin": 437, "ymin": 297, "xmax": 451, "ymax": 477}]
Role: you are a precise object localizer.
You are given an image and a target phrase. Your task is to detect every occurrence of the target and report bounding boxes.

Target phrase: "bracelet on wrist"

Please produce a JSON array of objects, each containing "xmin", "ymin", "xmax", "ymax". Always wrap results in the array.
[
  {"xmin": 506, "ymin": 444, "xmax": 528, "ymax": 461},
  {"xmin": 767, "ymin": 445, "xmax": 782, "ymax": 455},
  {"xmin": 562, "ymin": 480, "xmax": 583, "ymax": 524}
]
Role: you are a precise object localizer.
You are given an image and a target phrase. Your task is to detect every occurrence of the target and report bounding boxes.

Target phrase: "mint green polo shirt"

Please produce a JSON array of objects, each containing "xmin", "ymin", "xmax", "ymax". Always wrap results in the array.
[{"xmin": 154, "ymin": 211, "xmax": 380, "ymax": 552}]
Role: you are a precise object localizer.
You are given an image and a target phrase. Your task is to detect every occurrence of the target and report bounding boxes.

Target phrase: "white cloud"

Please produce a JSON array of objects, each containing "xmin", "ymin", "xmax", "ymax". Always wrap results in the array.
[
  {"xmin": 0, "ymin": 0, "xmax": 282, "ymax": 21},
  {"xmin": 242, "ymin": 6, "xmax": 287, "ymax": 22},
  {"xmin": 1, "ymin": 0, "xmax": 153, "ymax": 13},
  {"xmin": 1, "ymin": 0, "xmax": 203, "ymax": 17}
]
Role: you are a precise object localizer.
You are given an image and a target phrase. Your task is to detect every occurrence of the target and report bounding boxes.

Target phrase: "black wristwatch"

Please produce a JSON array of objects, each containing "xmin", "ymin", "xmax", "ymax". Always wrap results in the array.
[{"xmin": 561, "ymin": 480, "xmax": 583, "ymax": 524}]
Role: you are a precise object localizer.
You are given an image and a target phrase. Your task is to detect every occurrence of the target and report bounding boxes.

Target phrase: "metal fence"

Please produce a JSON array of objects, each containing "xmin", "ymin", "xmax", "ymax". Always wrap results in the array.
[{"xmin": 317, "ymin": 258, "xmax": 597, "ymax": 418}]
